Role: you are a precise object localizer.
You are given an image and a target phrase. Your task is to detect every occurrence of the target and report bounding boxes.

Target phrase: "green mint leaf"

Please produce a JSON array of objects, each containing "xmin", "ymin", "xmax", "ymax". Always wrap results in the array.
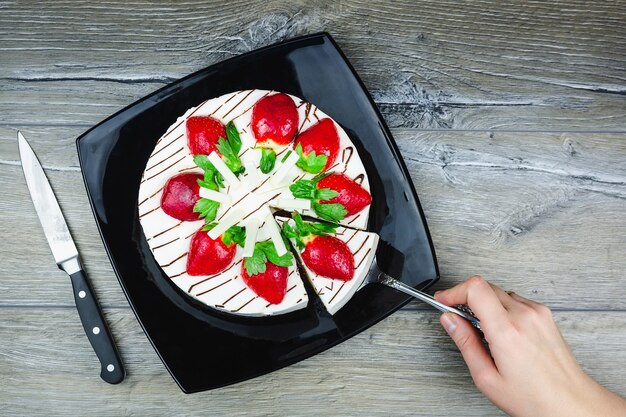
[
  {"xmin": 193, "ymin": 154, "xmax": 214, "ymax": 172},
  {"xmin": 308, "ymin": 222, "xmax": 338, "ymax": 236},
  {"xmin": 292, "ymin": 212, "xmax": 310, "ymax": 236},
  {"xmin": 223, "ymin": 225, "xmax": 246, "ymax": 247},
  {"xmin": 282, "ymin": 223, "xmax": 297, "ymax": 239},
  {"xmin": 295, "ymin": 143, "xmax": 327, "ymax": 174},
  {"xmin": 289, "ymin": 179, "xmax": 317, "ymax": 200},
  {"xmin": 201, "ymin": 222, "xmax": 218, "ymax": 231},
  {"xmin": 312, "ymin": 202, "xmax": 347, "ymax": 222},
  {"xmin": 260, "ymin": 148, "xmax": 276, "ymax": 174},
  {"xmin": 311, "ymin": 171, "xmax": 333, "ymax": 183},
  {"xmin": 215, "ymin": 172, "xmax": 225, "ymax": 188},
  {"xmin": 256, "ymin": 241, "xmax": 293, "ymax": 267},
  {"xmin": 225, "ymin": 121, "xmax": 242, "ymax": 154},
  {"xmin": 216, "ymin": 137, "xmax": 244, "ymax": 176},
  {"xmin": 281, "ymin": 150, "xmax": 292, "ymax": 163},
  {"xmin": 244, "ymin": 247, "xmax": 267, "ymax": 276},
  {"xmin": 193, "ymin": 198, "xmax": 220, "ymax": 222},
  {"xmin": 294, "ymin": 237, "xmax": 305, "ymax": 251},
  {"xmin": 315, "ymin": 188, "xmax": 338, "ymax": 201}
]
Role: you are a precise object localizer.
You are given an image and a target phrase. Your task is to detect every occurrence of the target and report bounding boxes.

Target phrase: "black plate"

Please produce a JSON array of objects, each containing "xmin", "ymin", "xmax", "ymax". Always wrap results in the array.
[{"xmin": 76, "ymin": 33, "xmax": 439, "ymax": 393}]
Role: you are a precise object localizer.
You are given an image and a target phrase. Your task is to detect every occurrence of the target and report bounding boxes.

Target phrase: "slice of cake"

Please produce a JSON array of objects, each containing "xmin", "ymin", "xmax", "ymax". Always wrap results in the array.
[{"xmin": 276, "ymin": 214, "xmax": 379, "ymax": 315}]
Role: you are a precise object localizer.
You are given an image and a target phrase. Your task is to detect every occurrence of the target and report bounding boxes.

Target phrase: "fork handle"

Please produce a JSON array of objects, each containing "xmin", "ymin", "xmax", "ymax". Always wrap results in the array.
[{"xmin": 378, "ymin": 274, "xmax": 481, "ymax": 330}]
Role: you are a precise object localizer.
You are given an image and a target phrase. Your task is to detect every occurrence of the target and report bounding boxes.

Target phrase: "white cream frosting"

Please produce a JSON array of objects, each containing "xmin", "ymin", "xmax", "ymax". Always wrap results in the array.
[
  {"xmin": 276, "ymin": 216, "xmax": 379, "ymax": 315},
  {"xmin": 137, "ymin": 90, "xmax": 372, "ymax": 316}
]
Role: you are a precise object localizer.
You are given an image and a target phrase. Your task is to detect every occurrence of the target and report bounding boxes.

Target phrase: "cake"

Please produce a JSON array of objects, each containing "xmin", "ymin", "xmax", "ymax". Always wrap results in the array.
[{"xmin": 138, "ymin": 89, "xmax": 375, "ymax": 316}]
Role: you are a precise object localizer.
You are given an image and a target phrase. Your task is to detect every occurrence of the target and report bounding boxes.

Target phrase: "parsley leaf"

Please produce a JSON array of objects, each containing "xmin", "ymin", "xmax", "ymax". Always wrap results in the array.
[
  {"xmin": 260, "ymin": 148, "xmax": 276, "ymax": 174},
  {"xmin": 256, "ymin": 241, "xmax": 293, "ymax": 267},
  {"xmin": 315, "ymin": 188, "xmax": 338, "ymax": 201},
  {"xmin": 308, "ymin": 222, "xmax": 338, "ymax": 236},
  {"xmin": 193, "ymin": 198, "xmax": 220, "ymax": 222},
  {"xmin": 201, "ymin": 222, "xmax": 218, "ymax": 231},
  {"xmin": 216, "ymin": 136, "xmax": 245, "ymax": 175},
  {"xmin": 193, "ymin": 154, "xmax": 221, "ymax": 190},
  {"xmin": 312, "ymin": 202, "xmax": 347, "ymax": 222},
  {"xmin": 295, "ymin": 143, "xmax": 327, "ymax": 174},
  {"xmin": 244, "ymin": 247, "xmax": 267, "ymax": 276},
  {"xmin": 289, "ymin": 179, "xmax": 317, "ymax": 199},
  {"xmin": 225, "ymin": 121, "xmax": 242, "ymax": 154},
  {"xmin": 223, "ymin": 225, "xmax": 246, "ymax": 247},
  {"xmin": 293, "ymin": 213, "xmax": 310, "ymax": 236}
]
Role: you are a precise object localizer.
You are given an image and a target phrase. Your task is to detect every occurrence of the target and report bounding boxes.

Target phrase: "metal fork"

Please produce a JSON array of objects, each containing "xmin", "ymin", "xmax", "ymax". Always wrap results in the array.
[{"xmin": 360, "ymin": 257, "xmax": 481, "ymax": 330}]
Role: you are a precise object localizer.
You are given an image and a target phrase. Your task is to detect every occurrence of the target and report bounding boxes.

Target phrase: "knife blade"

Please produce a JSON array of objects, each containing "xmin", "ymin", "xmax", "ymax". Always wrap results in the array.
[{"xmin": 18, "ymin": 131, "xmax": 125, "ymax": 384}]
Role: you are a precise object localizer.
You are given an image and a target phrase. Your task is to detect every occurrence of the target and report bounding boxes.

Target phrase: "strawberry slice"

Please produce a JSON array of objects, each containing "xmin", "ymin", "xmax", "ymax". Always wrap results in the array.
[
  {"xmin": 294, "ymin": 118, "xmax": 340, "ymax": 173},
  {"xmin": 241, "ymin": 261, "xmax": 289, "ymax": 304},
  {"xmin": 251, "ymin": 93, "xmax": 299, "ymax": 147},
  {"xmin": 302, "ymin": 235, "xmax": 354, "ymax": 281},
  {"xmin": 160, "ymin": 172, "xmax": 204, "ymax": 221},
  {"xmin": 186, "ymin": 115, "xmax": 227, "ymax": 155},
  {"xmin": 317, "ymin": 173, "xmax": 372, "ymax": 217},
  {"xmin": 252, "ymin": 93, "xmax": 299, "ymax": 173},
  {"xmin": 282, "ymin": 213, "xmax": 355, "ymax": 281},
  {"xmin": 186, "ymin": 228, "xmax": 237, "ymax": 276}
]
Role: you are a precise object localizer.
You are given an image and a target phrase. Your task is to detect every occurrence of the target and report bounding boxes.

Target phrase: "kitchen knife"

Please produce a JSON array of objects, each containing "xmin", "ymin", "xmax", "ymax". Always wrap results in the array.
[{"xmin": 17, "ymin": 131, "xmax": 125, "ymax": 384}]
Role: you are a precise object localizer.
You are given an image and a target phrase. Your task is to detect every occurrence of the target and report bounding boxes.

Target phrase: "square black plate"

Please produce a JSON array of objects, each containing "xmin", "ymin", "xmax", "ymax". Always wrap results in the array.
[{"xmin": 76, "ymin": 33, "xmax": 439, "ymax": 393}]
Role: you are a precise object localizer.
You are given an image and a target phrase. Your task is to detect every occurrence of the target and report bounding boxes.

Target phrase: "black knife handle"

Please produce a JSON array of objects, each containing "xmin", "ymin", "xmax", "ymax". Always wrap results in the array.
[{"xmin": 69, "ymin": 269, "xmax": 125, "ymax": 384}]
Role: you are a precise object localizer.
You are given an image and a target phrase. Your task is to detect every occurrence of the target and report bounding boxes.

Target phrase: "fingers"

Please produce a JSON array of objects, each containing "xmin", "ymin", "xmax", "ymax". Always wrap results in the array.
[
  {"xmin": 435, "ymin": 276, "xmax": 510, "ymax": 333},
  {"xmin": 440, "ymin": 312, "xmax": 500, "ymax": 391}
]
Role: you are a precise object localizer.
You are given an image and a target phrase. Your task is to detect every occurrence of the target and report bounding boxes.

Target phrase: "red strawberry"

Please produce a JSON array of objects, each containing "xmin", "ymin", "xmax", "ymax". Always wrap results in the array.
[
  {"xmin": 186, "ymin": 115, "xmax": 227, "ymax": 155},
  {"xmin": 160, "ymin": 172, "xmax": 204, "ymax": 221},
  {"xmin": 301, "ymin": 235, "xmax": 355, "ymax": 281},
  {"xmin": 186, "ymin": 228, "xmax": 237, "ymax": 276},
  {"xmin": 294, "ymin": 118, "xmax": 340, "ymax": 171},
  {"xmin": 251, "ymin": 93, "xmax": 299, "ymax": 147},
  {"xmin": 317, "ymin": 173, "xmax": 372, "ymax": 217},
  {"xmin": 241, "ymin": 261, "xmax": 288, "ymax": 304}
]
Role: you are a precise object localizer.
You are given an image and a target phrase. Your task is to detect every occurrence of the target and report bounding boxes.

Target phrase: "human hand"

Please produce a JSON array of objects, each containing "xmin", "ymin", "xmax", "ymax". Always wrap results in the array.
[{"xmin": 434, "ymin": 276, "xmax": 626, "ymax": 417}]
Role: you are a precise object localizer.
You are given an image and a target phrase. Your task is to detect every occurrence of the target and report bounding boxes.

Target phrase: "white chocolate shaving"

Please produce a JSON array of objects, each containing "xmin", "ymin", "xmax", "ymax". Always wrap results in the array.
[
  {"xmin": 270, "ymin": 151, "xmax": 300, "ymax": 186},
  {"xmin": 198, "ymin": 187, "xmax": 232, "ymax": 204},
  {"xmin": 208, "ymin": 151, "xmax": 240, "ymax": 188},
  {"xmin": 243, "ymin": 218, "xmax": 260, "ymax": 258},
  {"xmin": 208, "ymin": 209, "xmax": 245, "ymax": 240},
  {"xmin": 264, "ymin": 214, "xmax": 288, "ymax": 256},
  {"xmin": 275, "ymin": 198, "xmax": 311, "ymax": 211}
]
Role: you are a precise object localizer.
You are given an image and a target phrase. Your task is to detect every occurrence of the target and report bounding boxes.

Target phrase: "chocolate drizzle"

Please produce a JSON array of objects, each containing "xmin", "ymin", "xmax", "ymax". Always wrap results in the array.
[
  {"xmin": 145, "ymin": 146, "xmax": 185, "ymax": 172},
  {"xmin": 354, "ymin": 173, "xmax": 365, "ymax": 184},
  {"xmin": 221, "ymin": 287, "xmax": 246, "ymax": 306},
  {"xmin": 152, "ymin": 221, "xmax": 182, "ymax": 238},
  {"xmin": 232, "ymin": 90, "xmax": 272, "ymax": 120},
  {"xmin": 162, "ymin": 251, "xmax": 187, "ymax": 268},
  {"xmin": 152, "ymin": 237, "xmax": 180, "ymax": 250},
  {"xmin": 328, "ymin": 282, "xmax": 346, "ymax": 304},
  {"xmin": 150, "ymin": 133, "xmax": 183, "ymax": 159},
  {"xmin": 196, "ymin": 279, "xmax": 232, "ymax": 297},
  {"xmin": 355, "ymin": 248, "xmax": 372, "ymax": 269},
  {"xmin": 241, "ymin": 192, "xmax": 281, "ymax": 221},
  {"xmin": 143, "ymin": 154, "xmax": 186, "ymax": 182},
  {"xmin": 232, "ymin": 296, "xmax": 257, "ymax": 312},
  {"xmin": 352, "ymin": 235, "xmax": 370, "ymax": 256},
  {"xmin": 188, "ymin": 259, "xmax": 242, "ymax": 292},
  {"xmin": 222, "ymin": 90, "xmax": 254, "ymax": 119}
]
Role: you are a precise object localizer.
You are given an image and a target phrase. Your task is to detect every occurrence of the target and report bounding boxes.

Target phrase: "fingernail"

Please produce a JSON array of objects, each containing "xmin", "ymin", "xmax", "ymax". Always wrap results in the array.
[{"xmin": 441, "ymin": 313, "xmax": 457, "ymax": 334}]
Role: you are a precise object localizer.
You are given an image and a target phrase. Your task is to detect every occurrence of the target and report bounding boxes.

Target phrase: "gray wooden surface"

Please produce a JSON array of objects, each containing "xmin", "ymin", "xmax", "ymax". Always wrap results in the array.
[{"xmin": 1, "ymin": 1, "xmax": 625, "ymax": 416}]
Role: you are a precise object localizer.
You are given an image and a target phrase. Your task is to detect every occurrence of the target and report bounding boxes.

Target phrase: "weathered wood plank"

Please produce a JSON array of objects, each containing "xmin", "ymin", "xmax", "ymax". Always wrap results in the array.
[
  {"xmin": 2, "ymin": 131, "xmax": 625, "ymax": 308},
  {"xmin": 0, "ymin": 308, "xmax": 624, "ymax": 416},
  {"xmin": 0, "ymin": 0, "xmax": 625, "ymax": 130}
]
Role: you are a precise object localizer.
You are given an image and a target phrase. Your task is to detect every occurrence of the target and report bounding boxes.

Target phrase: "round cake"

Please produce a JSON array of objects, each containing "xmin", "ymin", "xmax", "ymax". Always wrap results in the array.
[{"xmin": 138, "ymin": 90, "xmax": 376, "ymax": 316}]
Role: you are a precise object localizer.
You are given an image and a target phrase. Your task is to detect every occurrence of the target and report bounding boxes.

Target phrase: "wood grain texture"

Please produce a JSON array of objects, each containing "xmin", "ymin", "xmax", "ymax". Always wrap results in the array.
[
  {"xmin": 1, "ymin": 308, "xmax": 625, "ymax": 417},
  {"xmin": 0, "ymin": 0, "xmax": 625, "ymax": 130}
]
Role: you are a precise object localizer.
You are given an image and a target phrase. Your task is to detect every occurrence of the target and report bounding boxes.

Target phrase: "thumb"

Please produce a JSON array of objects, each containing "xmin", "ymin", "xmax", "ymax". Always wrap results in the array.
[{"xmin": 440, "ymin": 313, "xmax": 499, "ymax": 389}]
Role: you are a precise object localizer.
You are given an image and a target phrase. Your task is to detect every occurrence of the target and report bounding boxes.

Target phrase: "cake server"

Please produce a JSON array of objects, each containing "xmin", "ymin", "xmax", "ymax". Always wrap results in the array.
[
  {"xmin": 360, "ymin": 257, "xmax": 481, "ymax": 330},
  {"xmin": 18, "ymin": 131, "xmax": 125, "ymax": 384}
]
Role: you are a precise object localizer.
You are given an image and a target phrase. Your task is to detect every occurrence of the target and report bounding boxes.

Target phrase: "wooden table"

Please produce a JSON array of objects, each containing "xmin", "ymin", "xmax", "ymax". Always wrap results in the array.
[{"xmin": 1, "ymin": 1, "xmax": 625, "ymax": 415}]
